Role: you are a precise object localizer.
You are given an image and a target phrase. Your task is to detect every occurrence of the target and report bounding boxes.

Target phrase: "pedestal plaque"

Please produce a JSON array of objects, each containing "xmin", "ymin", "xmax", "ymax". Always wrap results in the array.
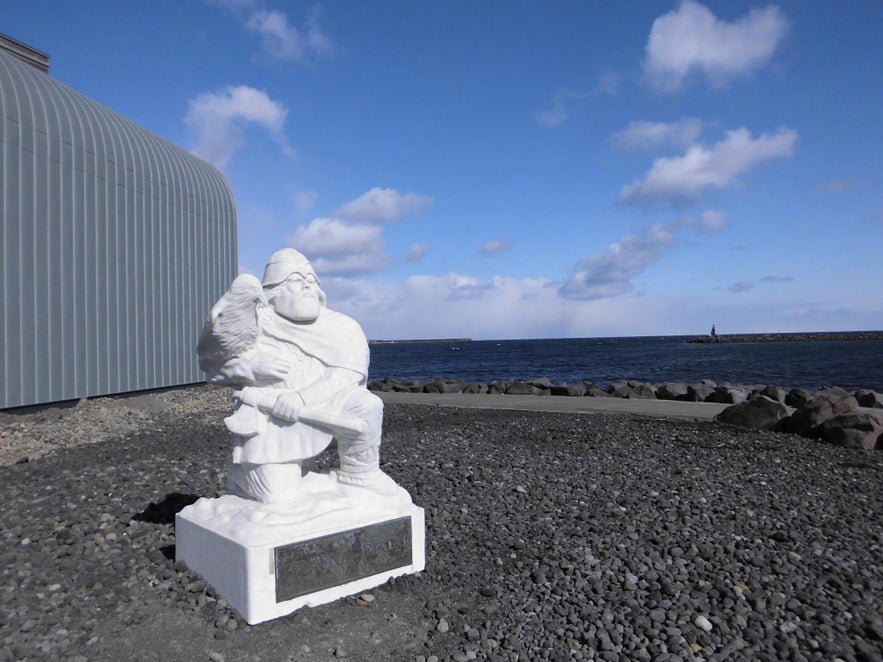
[
  {"xmin": 275, "ymin": 516, "xmax": 412, "ymax": 602},
  {"xmin": 176, "ymin": 491, "xmax": 425, "ymax": 625}
]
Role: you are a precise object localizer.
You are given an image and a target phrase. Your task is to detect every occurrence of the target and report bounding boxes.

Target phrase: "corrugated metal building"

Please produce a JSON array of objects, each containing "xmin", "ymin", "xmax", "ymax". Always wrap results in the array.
[{"xmin": 0, "ymin": 35, "xmax": 237, "ymax": 409}]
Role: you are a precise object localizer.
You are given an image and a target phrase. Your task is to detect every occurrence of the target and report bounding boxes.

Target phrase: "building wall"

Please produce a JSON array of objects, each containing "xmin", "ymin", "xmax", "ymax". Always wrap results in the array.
[{"xmin": 0, "ymin": 49, "xmax": 237, "ymax": 408}]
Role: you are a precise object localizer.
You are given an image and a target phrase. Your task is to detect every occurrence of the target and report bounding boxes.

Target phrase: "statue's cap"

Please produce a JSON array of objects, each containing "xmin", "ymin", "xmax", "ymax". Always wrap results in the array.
[{"xmin": 262, "ymin": 249, "xmax": 319, "ymax": 287}]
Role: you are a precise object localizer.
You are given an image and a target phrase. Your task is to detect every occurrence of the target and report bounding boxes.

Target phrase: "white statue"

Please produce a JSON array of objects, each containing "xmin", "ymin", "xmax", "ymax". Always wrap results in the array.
[{"xmin": 198, "ymin": 248, "xmax": 399, "ymax": 504}]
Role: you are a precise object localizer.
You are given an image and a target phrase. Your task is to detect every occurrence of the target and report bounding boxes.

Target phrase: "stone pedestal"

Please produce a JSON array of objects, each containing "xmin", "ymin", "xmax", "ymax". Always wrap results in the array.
[{"xmin": 175, "ymin": 473, "xmax": 425, "ymax": 625}]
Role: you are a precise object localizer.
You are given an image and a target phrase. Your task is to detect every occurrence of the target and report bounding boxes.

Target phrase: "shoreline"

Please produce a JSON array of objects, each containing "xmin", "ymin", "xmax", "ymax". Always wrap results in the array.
[
  {"xmin": 687, "ymin": 331, "xmax": 883, "ymax": 344},
  {"xmin": 0, "ymin": 386, "xmax": 881, "ymax": 660}
]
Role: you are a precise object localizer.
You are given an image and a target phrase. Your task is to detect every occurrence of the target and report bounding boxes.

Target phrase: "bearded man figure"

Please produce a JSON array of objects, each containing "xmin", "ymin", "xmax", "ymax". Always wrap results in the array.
[{"xmin": 198, "ymin": 248, "xmax": 399, "ymax": 504}]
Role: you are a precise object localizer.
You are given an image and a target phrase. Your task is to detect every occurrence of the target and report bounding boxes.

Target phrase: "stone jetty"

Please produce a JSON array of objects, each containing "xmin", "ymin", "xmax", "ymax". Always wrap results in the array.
[{"xmin": 369, "ymin": 377, "xmax": 883, "ymax": 450}]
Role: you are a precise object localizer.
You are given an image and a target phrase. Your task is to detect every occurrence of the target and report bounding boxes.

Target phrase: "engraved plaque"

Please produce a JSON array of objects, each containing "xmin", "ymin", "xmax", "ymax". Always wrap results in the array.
[{"xmin": 275, "ymin": 516, "xmax": 412, "ymax": 602}]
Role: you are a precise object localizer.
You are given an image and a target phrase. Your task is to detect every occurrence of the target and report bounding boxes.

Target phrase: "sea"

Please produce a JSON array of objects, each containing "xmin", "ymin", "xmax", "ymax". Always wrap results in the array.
[{"xmin": 368, "ymin": 335, "xmax": 883, "ymax": 392}]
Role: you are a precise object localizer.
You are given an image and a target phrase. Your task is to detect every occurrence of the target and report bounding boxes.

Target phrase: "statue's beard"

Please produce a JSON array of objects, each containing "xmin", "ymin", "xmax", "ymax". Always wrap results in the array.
[{"xmin": 274, "ymin": 294, "xmax": 320, "ymax": 323}]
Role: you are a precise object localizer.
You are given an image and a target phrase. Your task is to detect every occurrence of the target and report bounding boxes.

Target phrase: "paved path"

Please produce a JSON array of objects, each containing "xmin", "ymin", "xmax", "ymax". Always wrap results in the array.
[{"xmin": 378, "ymin": 391, "xmax": 730, "ymax": 421}]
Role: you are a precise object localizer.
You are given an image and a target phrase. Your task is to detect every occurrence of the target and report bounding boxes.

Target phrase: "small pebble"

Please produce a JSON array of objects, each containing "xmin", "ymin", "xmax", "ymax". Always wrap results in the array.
[{"xmin": 694, "ymin": 615, "xmax": 714, "ymax": 633}]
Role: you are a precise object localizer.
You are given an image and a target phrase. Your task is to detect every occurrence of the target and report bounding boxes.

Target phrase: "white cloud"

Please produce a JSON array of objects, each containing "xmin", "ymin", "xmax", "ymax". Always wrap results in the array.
[
  {"xmin": 334, "ymin": 187, "xmax": 434, "ymax": 223},
  {"xmin": 681, "ymin": 209, "xmax": 729, "ymax": 233},
  {"xmin": 595, "ymin": 72, "xmax": 622, "ymax": 97},
  {"xmin": 290, "ymin": 218, "xmax": 389, "ymax": 276},
  {"xmin": 324, "ymin": 273, "xmax": 702, "ymax": 341},
  {"xmin": 818, "ymin": 178, "xmax": 868, "ymax": 193},
  {"xmin": 536, "ymin": 104, "xmax": 568, "ymax": 128},
  {"xmin": 478, "ymin": 239, "xmax": 513, "ymax": 257},
  {"xmin": 405, "ymin": 242, "xmax": 429, "ymax": 262},
  {"xmin": 290, "ymin": 187, "xmax": 433, "ymax": 276},
  {"xmin": 619, "ymin": 127, "xmax": 797, "ymax": 205},
  {"xmin": 559, "ymin": 223, "xmax": 678, "ymax": 300},
  {"xmin": 293, "ymin": 190, "xmax": 318, "ymax": 216},
  {"xmin": 185, "ymin": 85, "xmax": 292, "ymax": 169},
  {"xmin": 246, "ymin": 8, "xmax": 333, "ymax": 62},
  {"xmin": 761, "ymin": 275, "xmax": 794, "ymax": 283},
  {"xmin": 728, "ymin": 281, "xmax": 755, "ymax": 293},
  {"xmin": 560, "ymin": 210, "xmax": 728, "ymax": 301},
  {"xmin": 292, "ymin": 218, "xmax": 383, "ymax": 257},
  {"xmin": 611, "ymin": 118, "xmax": 704, "ymax": 152},
  {"xmin": 643, "ymin": 0, "xmax": 788, "ymax": 92},
  {"xmin": 312, "ymin": 253, "xmax": 390, "ymax": 277}
]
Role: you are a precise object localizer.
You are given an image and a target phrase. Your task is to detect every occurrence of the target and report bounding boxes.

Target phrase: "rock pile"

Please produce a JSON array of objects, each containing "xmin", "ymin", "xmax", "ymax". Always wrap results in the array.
[
  {"xmin": 715, "ymin": 387, "xmax": 883, "ymax": 450},
  {"xmin": 369, "ymin": 377, "xmax": 883, "ymax": 451}
]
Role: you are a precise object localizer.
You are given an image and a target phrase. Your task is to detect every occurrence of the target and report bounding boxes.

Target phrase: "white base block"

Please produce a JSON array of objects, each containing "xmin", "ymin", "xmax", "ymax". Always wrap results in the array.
[{"xmin": 175, "ymin": 476, "xmax": 425, "ymax": 625}]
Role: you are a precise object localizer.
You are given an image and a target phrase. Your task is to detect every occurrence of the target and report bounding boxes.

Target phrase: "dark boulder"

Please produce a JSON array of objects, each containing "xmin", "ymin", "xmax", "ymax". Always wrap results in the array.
[
  {"xmin": 685, "ymin": 383, "xmax": 715, "ymax": 402},
  {"xmin": 631, "ymin": 382, "xmax": 657, "ymax": 399},
  {"xmin": 756, "ymin": 384, "xmax": 787, "ymax": 404},
  {"xmin": 583, "ymin": 383, "xmax": 609, "ymax": 398},
  {"xmin": 656, "ymin": 383, "xmax": 689, "ymax": 401},
  {"xmin": 488, "ymin": 380, "xmax": 510, "ymax": 394},
  {"xmin": 527, "ymin": 377, "xmax": 553, "ymax": 390},
  {"xmin": 607, "ymin": 382, "xmax": 655, "ymax": 399},
  {"xmin": 818, "ymin": 409, "xmax": 883, "ymax": 450},
  {"xmin": 462, "ymin": 382, "xmax": 488, "ymax": 395},
  {"xmin": 785, "ymin": 388, "xmax": 813, "ymax": 407},
  {"xmin": 551, "ymin": 383, "xmax": 586, "ymax": 397},
  {"xmin": 505, "ymin": 382, "xmax": 548, "ymax": 396},
  {"xmin": 854, "ymin": 389, "xmax": 883, "ymax": 408},
  {"xmin": 715, "ymin": 395, "xmax": 789, "ymax": 430},
  {"xmin": 707, "ymin": 385, "xmax": 750, "ymax": 405},
  {"xmin": 776, "ymin": 393, "xmax": 859, "ymax": 437},
  {"xmin": 422, "ymin": 379, "xmax": 460, "ymax": 394}
]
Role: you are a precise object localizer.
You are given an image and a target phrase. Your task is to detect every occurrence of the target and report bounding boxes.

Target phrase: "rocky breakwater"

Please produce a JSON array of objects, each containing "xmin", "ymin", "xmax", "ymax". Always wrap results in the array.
[
  {"xmin": 369, "ymin": 377, "xmax": 883, "ymax": 451},
  {"xmin": 687, "ymin": 331, "xmax": 883, "ymax": 344},
  {"xmin": 715, "ymin": 387, "xmax": 883, "ymax": 450}
]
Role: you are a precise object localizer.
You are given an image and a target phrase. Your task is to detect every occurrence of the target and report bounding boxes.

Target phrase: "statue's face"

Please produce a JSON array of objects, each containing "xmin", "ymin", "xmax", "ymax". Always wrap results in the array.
[{"xmin": 272, "ymin": 272, "xmax": 321, "ymax": 322}]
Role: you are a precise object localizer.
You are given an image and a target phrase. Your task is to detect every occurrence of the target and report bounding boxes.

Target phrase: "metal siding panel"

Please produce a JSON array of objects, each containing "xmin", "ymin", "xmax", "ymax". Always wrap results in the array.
[
  {"xmin": 2, "ymin": 116, "xmax": 23, "ymax": 408},
  {"xmin": 80, "ymin": 102, "xmax": 109, "ymax": 392},
  {"xmin": 42, "ymin": 88, "xmax": 65, "ymax": 401},
  {"xmin": 0, "ymin": 59, "xmax": 9, "ymax": 407},
  {"xmin": 1, "ymin": 50, "xmax": 237, "ymax": 407}
]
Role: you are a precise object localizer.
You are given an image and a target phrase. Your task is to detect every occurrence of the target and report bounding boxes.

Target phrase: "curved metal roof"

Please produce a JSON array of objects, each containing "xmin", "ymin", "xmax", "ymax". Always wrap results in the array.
[{"xmin": 1, "ymin": 48, "xmax": 238, "ymax": 407}]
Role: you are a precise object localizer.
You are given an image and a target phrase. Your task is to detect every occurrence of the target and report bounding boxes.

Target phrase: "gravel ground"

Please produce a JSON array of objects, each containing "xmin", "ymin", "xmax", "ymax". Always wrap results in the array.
[{"xmin": 1, "ymin": 385, "xmax": 882, "ymax": 661}]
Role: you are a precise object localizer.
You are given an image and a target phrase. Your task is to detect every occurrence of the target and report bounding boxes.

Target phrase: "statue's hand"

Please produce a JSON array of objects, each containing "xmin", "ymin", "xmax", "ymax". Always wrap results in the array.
[{"xmin": 271, "ymin": 392, "xmax": 304, "ymax": 422}]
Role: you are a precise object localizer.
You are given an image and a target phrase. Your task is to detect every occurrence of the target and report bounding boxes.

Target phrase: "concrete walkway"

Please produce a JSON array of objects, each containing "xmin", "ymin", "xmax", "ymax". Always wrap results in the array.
[{"xmin": 377, "ymin": 391, "xmax": 730, "ymax": 421}]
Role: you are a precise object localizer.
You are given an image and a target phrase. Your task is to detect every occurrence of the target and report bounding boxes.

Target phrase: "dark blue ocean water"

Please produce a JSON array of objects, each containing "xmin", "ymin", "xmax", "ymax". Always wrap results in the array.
[{"xmin": 368, "ymin": 336, "xmax": 883, "ymax": 392}]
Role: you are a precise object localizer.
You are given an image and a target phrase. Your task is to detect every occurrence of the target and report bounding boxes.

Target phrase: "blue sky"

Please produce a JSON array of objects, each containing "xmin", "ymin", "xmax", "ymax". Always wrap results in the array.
[{"xmin": 5, "ymin": 1, "xmax": 882, "ymax": 339}]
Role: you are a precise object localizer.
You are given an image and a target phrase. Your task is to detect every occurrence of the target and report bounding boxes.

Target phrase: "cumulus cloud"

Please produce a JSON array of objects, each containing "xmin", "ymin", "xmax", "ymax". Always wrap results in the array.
[
  {"xmin": 818, "ymin": 178, "xmax": 869, "ymax": 193},
  {"xmin": 536, "ymin": 89, "xmax": 590, "ymax": 127},
  {"xmin": 595, "ymin": 72, "xmax": 622, "ymax": 97},
  {"xmin": 619, "ymin": 127, "xmax": 797, "ymax": 205},
  {"xmin": 292, "ymin": 218, "xmax": 383, "ymax": 258},
  {"xmin": 289, "ymin": 187, "xmax": 433, "ymax": 276},
  {"xmin": 478, "ymin": 239, "xmax": 514, "ymax": 257},
  {"xmin": 246, "ymin": 8, "xmax": 333, "ymax": 62},
  {"xmin": 293, "ymin": 190, "xmax": 317, "ymax": 216},
  {"xmin": 728, "ymin": 281, "xmax": 755, "ymax": 293},
  {"xmin": 559, "ymin": 224, "xmax": 678, "ymax": 300},
  {"xmin": 334, "ymin": 187, "xmax": 434, "ymax": 223},
  {"xmin": 559, "ymin": 210, "xmax": 728, "ymax": 301},
  {"xmin": 611, "ymin": 118, "xmax": 704, "ymax": 152},
  {"xmin": 537, "ymin": 74, "xmax": 620, "ymax": 127},
  {"xmin": 212, "ymin": 1, "xmax": 333, "ymax": 63},
  {"xmin": 681, "ymin": 209, "xmax": 729, "ymax": 233},
  {"xmin": 406, "ymin": 242, "xmax": 429, "ymax": 262},
  {"xmin": 290, "ymin": 218, "xmax": 390, "ymax": 276},
  {"xmin": 643, "ymin": 0, "xmax": 788, "ymax": 92},
  {"xmin": 185, "ymin": 85, "xmax": 292, "ymax": 169}
]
